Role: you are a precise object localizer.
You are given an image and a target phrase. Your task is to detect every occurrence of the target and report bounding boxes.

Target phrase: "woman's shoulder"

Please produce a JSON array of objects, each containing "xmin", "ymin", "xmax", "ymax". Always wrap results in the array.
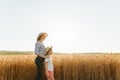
[{"xmin": 36, "ymin": 41, "xmax": 43, "ymax": 45}]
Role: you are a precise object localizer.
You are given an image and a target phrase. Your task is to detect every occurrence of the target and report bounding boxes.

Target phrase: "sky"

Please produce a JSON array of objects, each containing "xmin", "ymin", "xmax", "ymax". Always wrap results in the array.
[{"xmin": 0, "ymin": 0, "xmax": 120, "ymax": 53}]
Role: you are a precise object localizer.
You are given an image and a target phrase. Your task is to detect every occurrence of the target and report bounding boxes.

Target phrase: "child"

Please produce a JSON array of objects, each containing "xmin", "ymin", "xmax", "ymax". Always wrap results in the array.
[{"xmin": 45, "ymin": 47, "xmax": 54, "ymax": 80}]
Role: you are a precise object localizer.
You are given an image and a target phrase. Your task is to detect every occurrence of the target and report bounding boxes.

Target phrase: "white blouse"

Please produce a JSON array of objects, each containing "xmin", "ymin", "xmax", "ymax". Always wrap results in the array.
[{"xmin": 34, "ymin": 41, "xmax": 46, "ymax": 56}]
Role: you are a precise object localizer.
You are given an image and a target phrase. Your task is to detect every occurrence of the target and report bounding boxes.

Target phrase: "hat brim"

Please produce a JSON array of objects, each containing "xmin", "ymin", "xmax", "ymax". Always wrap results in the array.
[
  {"xmin": 46, "ymin": 47, "xmax": 52, "ymax": 55},
  {"xmin": 46, "ymin": 47, "xmax": 50, "ymax": 52},
  {"xmin": 42, "ymin": 32, "xmax": 48, "ymax": 37},
  {"xmin": 37, "ymin": 32, "xmax": 48, "ymax": 41},
  {"xmin": 44, "ymin": 33, "xmax": 48, "ymax": 37}
]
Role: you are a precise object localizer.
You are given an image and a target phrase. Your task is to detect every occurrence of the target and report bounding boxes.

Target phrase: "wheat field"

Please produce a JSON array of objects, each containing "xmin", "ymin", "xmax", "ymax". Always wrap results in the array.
[{"xmin": 0, "ymin": 52, "xmax": 120, "ymax": 80}]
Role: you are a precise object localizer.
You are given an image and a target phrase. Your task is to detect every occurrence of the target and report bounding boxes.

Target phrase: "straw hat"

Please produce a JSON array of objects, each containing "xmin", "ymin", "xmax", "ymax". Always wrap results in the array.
[
  {"xmin": 46, "ymin": 47, "xmax": 50, "ymax": 53},
  {"xmin": 46, "ymin": 47, "xmax": 52, "ymax": 55},
  {"xmin": 37, "ymin": 32, "xmax": 48, "ymax": 41}
]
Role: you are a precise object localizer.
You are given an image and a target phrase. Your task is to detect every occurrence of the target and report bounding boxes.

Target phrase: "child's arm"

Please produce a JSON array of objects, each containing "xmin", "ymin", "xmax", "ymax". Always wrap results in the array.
[{"xmin": 45, "ymin": 62, "xmax": 48, "ymax": 71}]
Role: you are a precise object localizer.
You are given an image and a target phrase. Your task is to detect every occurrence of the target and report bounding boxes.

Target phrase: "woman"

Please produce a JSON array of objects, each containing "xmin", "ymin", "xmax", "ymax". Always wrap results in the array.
[{"xmin": 34, "ymin": 32, "xmax": 50, "ymax": 80}]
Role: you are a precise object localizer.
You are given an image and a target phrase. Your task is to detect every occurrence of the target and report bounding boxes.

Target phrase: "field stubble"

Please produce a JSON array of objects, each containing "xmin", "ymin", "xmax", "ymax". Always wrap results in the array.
[{"xmin": 0, "ymin": 53, "xmax": 120, "ymax": 80}]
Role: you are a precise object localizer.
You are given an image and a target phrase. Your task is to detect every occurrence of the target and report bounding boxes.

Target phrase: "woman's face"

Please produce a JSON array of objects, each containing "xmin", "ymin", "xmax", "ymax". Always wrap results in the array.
[{"xmin": 40, "ymin": 34, "xmax": 46, "ymax": 41}]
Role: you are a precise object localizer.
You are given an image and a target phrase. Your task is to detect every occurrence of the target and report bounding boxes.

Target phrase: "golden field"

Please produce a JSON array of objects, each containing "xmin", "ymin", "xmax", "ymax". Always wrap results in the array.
[{"xmin": 0, "ymin": 51, "xmax": 120, "ymax": 80}]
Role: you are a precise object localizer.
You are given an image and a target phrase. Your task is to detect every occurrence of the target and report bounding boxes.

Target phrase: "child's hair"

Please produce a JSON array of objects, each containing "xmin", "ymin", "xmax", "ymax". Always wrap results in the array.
[{"xmin": 45, "ymin": 47, "xmax": 52, "ymax": 55}]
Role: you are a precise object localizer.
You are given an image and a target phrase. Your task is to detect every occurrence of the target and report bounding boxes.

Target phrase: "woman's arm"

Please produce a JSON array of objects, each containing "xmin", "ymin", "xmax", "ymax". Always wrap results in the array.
[
  {"xmin": 37, "ymin": 54, "xmax": 49, "ymax": 58},
  {"xmin": 35, "ymin": 42, "xmax": 49, "ymax": 58}
]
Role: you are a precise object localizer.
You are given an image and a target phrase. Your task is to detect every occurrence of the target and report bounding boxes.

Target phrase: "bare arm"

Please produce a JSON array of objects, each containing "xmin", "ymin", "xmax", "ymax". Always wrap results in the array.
[
  {"xmin": 45, "ymin": 62, "xmax": 48, "ymax": 71},
  {"xmin": 45, "ymin": 62, "xmax": 49, "ymax": 77}
]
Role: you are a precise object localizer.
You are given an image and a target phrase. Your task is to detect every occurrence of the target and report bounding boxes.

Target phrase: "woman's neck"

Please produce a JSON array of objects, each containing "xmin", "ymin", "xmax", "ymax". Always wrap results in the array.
[{"xmin": 39, "ymin": 40, "xmax": 42, "ymax": 42}]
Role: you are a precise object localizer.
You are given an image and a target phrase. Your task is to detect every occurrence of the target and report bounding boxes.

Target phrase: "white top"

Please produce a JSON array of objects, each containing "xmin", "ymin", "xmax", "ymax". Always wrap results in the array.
[{"xmin": 45, "ymin": 57, "xmax": 54, "ymax": 71}]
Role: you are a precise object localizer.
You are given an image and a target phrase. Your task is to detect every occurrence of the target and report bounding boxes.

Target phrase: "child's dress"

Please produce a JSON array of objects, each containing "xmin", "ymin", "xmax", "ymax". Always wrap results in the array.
[{"xmin": 45, "ymin": 57, "xmax": 54, "ymax": 78}]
